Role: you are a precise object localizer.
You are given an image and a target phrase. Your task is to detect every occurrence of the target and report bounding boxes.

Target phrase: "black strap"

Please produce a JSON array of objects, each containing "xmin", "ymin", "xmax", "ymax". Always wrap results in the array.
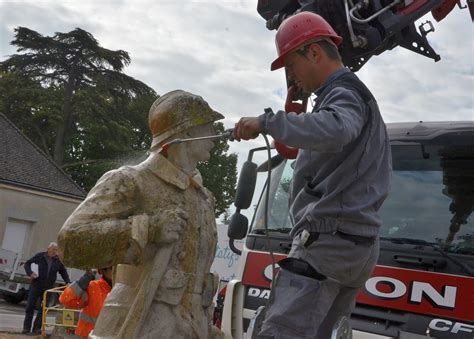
[
  {"xmin": 336, "ymin": 231, "xmax": 375, "ymax": 245},
  {"xmin": 278, "ymin": 257, "xmax": 326, "ymax": 281},
  {"xmin": 304, "ymin": 232, "xmax": 320, "ymax": 248}
]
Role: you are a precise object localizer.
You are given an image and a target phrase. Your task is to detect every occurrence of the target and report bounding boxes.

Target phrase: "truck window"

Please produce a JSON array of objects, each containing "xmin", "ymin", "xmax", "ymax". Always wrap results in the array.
[
  {"xmin": 252, "ymin": 142, "xmax": 473, "ymax": 255},
  {"xmin": 252, "ymin": 159, "xmax": 294, "ymax": 232},
  {"xmin": 379, "ymin": 142, "xmax": 473, "ymax": 254}
]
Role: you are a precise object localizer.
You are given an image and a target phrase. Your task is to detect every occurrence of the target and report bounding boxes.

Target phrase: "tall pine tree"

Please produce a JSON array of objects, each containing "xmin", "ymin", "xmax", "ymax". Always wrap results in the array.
[
  {"xmin": 0, "ymin": 27, "xmax": 155, "ymax": 165},
  {"xmin": 1, "ymin": 27, "xmax": 237, "ymax": 216}
]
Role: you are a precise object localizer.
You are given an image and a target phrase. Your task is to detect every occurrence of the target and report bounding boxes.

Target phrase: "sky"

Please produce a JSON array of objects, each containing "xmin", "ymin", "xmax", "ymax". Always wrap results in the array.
[{"xmin": 1, "ymin": 0, "xmax": 473, "ymax": 219}]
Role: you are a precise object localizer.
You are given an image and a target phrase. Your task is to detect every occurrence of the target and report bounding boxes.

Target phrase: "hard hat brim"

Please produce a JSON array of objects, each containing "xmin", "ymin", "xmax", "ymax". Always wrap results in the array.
[
  {"xmin": 271, "ymin": 35, "xmax": 343, "ymax": 71},
  {"xmin": 271, "ymin": 56, "xmax": 285, "ymax": 71}
]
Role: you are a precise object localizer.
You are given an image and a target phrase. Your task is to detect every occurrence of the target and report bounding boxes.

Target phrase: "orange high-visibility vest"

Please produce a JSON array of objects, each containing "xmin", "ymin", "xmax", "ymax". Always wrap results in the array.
[{"xmin": 60, "ymin": 277, "xmax": 111, "ymax": 337}]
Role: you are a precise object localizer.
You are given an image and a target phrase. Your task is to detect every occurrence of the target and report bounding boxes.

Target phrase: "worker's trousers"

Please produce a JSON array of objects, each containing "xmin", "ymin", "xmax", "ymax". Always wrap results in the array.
[
  {"xmin": 258, "ymin": 231, "xmax": 379, "ymax": 339},
  {"xmin": 23, "ymin": 285, "xmax": 46, "ymax": 333}
]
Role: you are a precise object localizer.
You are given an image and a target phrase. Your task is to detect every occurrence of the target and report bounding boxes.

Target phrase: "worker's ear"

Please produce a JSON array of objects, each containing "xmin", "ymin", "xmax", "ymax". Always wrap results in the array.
[{"xmin": 308, "ymin": 43, "xmax": 322, "ymax": 63}]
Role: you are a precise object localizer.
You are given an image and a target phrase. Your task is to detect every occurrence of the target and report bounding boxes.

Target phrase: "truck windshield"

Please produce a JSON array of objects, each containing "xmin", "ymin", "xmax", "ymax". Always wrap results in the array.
[
  {"xmin": 379, "ymin": 142, "xmax": 473, "ymax": 254},
  {"xmin": 252, "ymin": 142, "xmax": 473, "ymax": 255},
  {"xmin": 252, "ymin": 158, "xmax": 294, "ymax": 232}
]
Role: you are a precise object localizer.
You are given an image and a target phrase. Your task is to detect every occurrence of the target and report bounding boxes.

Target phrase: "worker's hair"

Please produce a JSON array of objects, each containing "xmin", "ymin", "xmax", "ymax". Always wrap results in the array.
[
  {"xmin": 98, "ymin": 266, "xmax": 113, "ymax": 274},
  {"xmin": 297, "ymin": 38, "xmax": 341, "ymax": 62},
  {"xmin": 317, "ymin": 40, "xmax": 342, "ymax": 61},
  {"xmin": 48, "ymin": 242, "xmax": 58, "ymax": 248}
]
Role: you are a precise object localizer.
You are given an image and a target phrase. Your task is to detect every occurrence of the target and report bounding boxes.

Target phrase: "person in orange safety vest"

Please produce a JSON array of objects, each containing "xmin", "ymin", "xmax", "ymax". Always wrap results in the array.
[{"xmin": 59, "ymin": 267, "xmax": 112, "ymax": 337}]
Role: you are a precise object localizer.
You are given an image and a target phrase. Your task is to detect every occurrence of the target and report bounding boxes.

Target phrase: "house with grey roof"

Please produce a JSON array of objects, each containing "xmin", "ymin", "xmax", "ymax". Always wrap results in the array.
[{"xmin": 0, "ymin": 113, "xmax": 86, "ymax": 298}]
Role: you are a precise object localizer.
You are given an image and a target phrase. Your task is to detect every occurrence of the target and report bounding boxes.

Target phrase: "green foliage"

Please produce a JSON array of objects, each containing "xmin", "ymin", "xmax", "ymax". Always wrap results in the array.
[
  {"xmin": 0, "ymin": 26, "xmax": 156, "ymax": 191},
  {"xmin": 0, "ymin": 71, "xmax": 60, "ymax": 156},
  {"xmin": 198, "ymin": 122, "xmax": 237, "ymax": 217},
  {"xmin": 0, "ymin": 27, "xmax": 237, "ymax": 216},
  {"xmin": 0, "ymin": 26, "xmax": 155, "ymax": 166}
]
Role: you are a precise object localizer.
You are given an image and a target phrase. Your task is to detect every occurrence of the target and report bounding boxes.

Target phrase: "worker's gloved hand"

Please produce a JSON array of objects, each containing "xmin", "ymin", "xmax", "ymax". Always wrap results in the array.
[
  {"xmin": 149, "ymin": 209, "xmax": 188, "ymax": 244},
  {"xmin": 285, "ymin": 85, "xmax": 308, "ymax": 114},
  {"xmin": 77, "ymin": 272, "xmax": 95, "ymax": 291},
  {"xmin": 233, "ymin": 117, "xmax": 262, "ymax": 141}
]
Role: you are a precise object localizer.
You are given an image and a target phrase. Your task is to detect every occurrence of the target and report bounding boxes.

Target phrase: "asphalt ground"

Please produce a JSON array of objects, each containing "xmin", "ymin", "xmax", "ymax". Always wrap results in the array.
[{"xmin": 0, "ymin": 298, "xmax": 56, "ymax": 338}]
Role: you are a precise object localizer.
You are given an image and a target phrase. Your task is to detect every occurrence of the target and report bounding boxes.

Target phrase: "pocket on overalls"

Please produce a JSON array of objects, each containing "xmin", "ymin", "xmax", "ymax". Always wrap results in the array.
[{"xmin": 264, "ymin": 268, "xmax": 321, "ymax": 335}]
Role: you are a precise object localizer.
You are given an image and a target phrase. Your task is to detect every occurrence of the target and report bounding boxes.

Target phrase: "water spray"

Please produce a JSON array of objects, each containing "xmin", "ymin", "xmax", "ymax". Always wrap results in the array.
[{"xmin": 159, "ymin": 128, "xmax": 234, "ymax": 153}]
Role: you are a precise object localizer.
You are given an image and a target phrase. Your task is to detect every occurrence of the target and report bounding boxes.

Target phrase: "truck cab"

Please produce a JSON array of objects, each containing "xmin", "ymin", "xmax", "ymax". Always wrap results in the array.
[{"xmin": 220, "ymin": 121, "xmax": 474, "ymax": 338}]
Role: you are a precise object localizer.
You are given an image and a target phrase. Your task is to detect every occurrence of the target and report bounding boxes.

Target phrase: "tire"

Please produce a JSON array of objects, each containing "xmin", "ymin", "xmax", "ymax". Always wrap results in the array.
[{"xmin": 2, "ymin": 292, "xmax": 24, "ymax": 304}]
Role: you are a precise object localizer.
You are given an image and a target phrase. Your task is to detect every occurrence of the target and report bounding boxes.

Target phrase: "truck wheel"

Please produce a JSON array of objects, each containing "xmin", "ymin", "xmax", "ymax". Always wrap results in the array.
[{"xmin": 2, "ymin": 293, "xmax": 24, "ymax": 304}]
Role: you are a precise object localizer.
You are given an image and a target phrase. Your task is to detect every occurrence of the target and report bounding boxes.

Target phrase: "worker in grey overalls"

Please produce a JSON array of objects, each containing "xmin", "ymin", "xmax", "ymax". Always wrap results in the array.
[{"xmin": 233, "ymin": 12, "xmax": 392, "ymax": 338}]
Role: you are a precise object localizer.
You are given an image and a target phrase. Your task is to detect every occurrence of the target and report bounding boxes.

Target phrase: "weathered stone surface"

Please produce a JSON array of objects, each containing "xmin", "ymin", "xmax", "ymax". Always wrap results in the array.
[{"xmin": 58, "ymin": 90, "xmax": 224, "ymax": 338}]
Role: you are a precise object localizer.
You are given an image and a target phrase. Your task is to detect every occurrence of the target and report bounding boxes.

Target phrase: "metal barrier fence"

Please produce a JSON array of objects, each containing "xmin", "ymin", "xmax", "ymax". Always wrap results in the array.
[{"xmin": 41, "ymin": 285, "xmax": 79, "ymax": 338}]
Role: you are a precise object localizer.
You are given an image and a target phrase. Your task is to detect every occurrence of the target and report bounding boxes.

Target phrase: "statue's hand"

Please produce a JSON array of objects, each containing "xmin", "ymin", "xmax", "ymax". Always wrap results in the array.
[{"xmin": 149, "ymin": 209, "xmax": 188, "ymax": 244}]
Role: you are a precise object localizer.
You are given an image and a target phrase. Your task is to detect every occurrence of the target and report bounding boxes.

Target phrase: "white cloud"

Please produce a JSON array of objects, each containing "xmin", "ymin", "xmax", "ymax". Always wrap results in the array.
[
  {"xmin": 1, "ymin": 0, "xmax": 472, "ymax": 218},
  {"xmin": 358, "ymin": 9, "xmax": 473, "ymax": 123}
]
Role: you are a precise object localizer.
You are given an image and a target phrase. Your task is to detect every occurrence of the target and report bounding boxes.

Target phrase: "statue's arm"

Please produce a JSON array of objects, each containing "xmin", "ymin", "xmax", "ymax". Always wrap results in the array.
[{"xmin": 58, "ymin": 169, "xmax": 147, "ymax": 269}]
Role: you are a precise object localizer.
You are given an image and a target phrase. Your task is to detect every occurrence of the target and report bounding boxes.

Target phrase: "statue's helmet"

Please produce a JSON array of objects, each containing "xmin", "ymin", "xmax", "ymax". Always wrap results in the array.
[{"xmin": 149, "ymin": 90, "xmax": 224, "ymax": 149}]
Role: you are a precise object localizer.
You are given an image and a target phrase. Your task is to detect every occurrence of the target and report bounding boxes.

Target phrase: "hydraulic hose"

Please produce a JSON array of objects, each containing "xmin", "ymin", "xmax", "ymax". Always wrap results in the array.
[{"xmin": 262, "ymin": 133, "xmax": 277, "ymax": 291}]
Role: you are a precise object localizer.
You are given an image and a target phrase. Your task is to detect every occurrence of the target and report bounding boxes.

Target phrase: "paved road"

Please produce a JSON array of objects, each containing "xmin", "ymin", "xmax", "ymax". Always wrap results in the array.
[
  {"xmin": 0, "ymin": 299, "xmax": 55, "ymax": 334},
  {"xmin": 0, "ymin": 299, "xmax": 27, "ymax": 332}
]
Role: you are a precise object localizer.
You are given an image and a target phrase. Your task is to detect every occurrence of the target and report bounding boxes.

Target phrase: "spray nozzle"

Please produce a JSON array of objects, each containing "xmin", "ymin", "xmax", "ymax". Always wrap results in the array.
[{"xmin": 160, "ymin": 128, "xmax": 234, "ymax": 153}]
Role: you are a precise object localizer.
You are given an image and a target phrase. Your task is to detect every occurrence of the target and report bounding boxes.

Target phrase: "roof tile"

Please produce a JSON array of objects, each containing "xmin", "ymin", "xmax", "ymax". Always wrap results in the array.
[{"xmin": 0, "ymin": 113, "xmax": 86, "ymax": 199}]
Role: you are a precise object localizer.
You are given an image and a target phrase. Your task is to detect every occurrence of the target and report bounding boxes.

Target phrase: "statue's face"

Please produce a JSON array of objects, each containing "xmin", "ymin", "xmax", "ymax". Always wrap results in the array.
[{"xmin": 186, "ymin": 123, "xmax": 215, "ymax": 163}]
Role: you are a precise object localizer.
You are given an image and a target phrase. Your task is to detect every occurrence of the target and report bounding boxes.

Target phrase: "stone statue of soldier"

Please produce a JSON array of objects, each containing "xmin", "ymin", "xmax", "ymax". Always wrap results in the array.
[{"xmin": 58, "ymin": 90, "xmax": 224, "ymax": 338}]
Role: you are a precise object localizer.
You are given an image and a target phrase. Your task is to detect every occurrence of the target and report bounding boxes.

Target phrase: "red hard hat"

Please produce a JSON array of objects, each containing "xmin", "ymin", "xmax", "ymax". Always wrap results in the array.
[{"xmin": 271, "ymin": 12, "xmax": 343, "ymax": 71}]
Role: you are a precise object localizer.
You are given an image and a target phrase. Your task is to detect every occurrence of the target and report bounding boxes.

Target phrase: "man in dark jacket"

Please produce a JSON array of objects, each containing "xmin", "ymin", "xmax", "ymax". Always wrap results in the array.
[{"xmin": 22, "ymin": 242, "xmax": 70, "ymax": 334}]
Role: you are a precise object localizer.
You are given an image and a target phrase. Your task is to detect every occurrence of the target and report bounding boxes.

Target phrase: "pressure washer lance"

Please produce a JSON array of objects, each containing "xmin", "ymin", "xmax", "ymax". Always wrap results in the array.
[{"xmin": 159, "ymin": 128, "xmax": 234, "ymax": 153}]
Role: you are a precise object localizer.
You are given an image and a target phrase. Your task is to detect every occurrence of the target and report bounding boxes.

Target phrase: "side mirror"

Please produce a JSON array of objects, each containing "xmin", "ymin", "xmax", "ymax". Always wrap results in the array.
[
  {"xmin": 227, "ymin": 150, "xmax": 263, "ymax": 255},
  {"xmin": 227, "ymin": 212, "xmax": 248, "ymax": 240},
  {"xmin": 227, "ymin": 213, "xmax": 248, "ymax": 256},
  {"xmin": 234, "ymin": 161, "xmax": 257, "ymax": 209}
]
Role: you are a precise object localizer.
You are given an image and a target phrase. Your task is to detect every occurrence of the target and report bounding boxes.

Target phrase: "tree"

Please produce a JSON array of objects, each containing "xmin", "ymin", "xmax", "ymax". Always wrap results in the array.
[
  {"xmin": 60, "ymin": 87, "xmax": 157, "ymax": 190},
  {"xmin": 0, "ymin": 71, "xmax": 60, "ymax": 155},
  {"xmin": 0, "ymin": 27, "xmax": 155, "ymax": 165},
  {"xmin": 0, "ymin": 27, "xmax": 238, "ymax": 217},
  {"xmin": 198, "ymin": 122, "xmax": 238, "ymax": 217}
]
